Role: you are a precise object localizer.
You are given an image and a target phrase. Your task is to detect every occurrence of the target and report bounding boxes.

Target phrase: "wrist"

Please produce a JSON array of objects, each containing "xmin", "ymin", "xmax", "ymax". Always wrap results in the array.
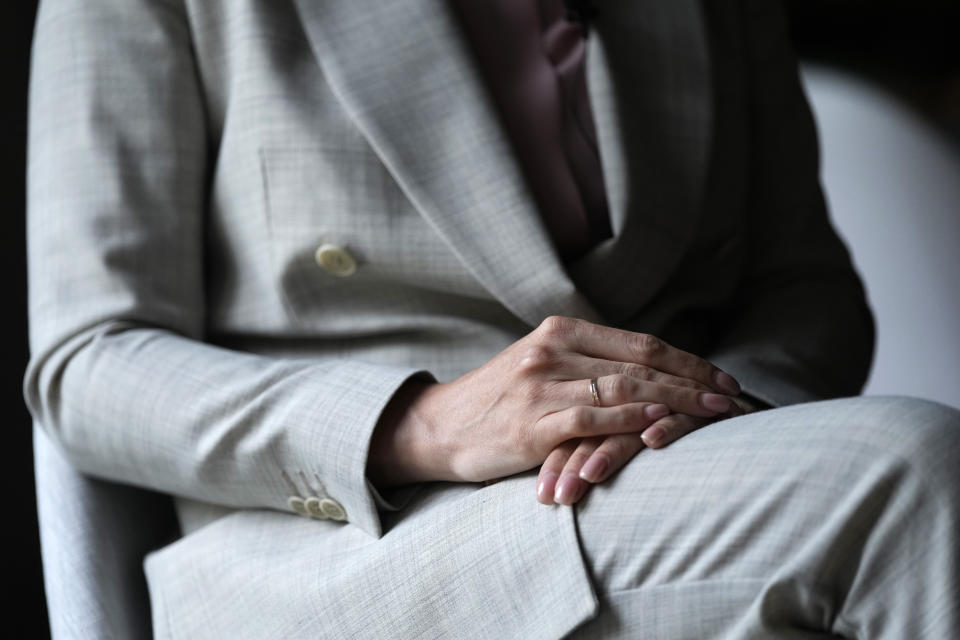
[{"xmin": 367, "ymin": 379, "xmax": 448, "ymax": 488}]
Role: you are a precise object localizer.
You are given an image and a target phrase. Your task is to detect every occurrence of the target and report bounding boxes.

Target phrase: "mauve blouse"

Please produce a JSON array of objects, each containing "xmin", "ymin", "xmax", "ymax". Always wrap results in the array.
[{"xmin": 450, "ymin": 0, "xmax": 612, "ymax": 262}]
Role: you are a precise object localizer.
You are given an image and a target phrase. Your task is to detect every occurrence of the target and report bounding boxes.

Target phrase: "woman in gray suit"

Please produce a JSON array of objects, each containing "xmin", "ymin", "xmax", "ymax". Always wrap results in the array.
[{"xmin": 25, "ymin": 0, "xmax": 960, "ymax": 637}]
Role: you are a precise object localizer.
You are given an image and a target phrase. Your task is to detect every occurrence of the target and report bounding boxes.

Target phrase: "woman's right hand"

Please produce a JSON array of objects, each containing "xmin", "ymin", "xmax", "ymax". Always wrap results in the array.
[{"xmin": 367, "ymin": 316, "xmax": 741, "ymax": 489}]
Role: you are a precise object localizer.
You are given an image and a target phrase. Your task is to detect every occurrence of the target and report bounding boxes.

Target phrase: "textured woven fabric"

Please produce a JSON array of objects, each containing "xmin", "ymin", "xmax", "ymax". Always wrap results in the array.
[
  {"xmin": 571, "ymin": 396, "xmax": 960, "ymax": 638},
  {"xmin": 26, "ymin": 0, "xmax": 958, "ymax": 638}
]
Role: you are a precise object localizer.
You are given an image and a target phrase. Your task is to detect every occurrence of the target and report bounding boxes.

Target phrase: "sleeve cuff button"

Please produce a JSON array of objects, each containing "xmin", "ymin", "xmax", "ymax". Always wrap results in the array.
[
  {"xmin": 305, "ymin": 497, "xmax": 329, "ymax": 519},
  {"xmin": 287, "ymin": 496, "xmax": 309, "ymax": 517},
  {"xmin": 319, "ymin": 498, "xmax": 347, "ymax": 521}
]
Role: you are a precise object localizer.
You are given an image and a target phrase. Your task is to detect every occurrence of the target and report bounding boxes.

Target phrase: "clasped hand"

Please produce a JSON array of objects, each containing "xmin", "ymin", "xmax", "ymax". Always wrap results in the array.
[{"xmin": 368, "ymin": 316, "xmax": 748, "ymax": 505}]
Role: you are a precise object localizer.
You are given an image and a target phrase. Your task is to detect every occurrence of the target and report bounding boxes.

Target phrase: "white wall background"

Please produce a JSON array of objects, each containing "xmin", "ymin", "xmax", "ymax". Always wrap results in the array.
[{"xmin": 802, "ymin": 65, "xmax": 960, "ymax": 409}]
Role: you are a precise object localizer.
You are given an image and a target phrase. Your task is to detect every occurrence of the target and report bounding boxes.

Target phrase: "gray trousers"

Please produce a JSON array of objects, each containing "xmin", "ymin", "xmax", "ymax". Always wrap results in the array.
[{"xmin": 568, "ymin": 396, "xmax": 960, "ymax": 639}]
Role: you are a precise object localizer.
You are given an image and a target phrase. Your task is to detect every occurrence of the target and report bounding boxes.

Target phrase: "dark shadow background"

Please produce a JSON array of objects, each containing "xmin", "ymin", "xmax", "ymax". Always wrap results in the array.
[
  {"xmin": 5, "ymin": 1, "xmax": 44, "ymax": 637},
  {"xmin": 786, "ymin": 0, "xmax": 960, "ymax": 143},
  {"xmin": 6, "ymin": 1, "xmax": 957, "ymax": 636}
]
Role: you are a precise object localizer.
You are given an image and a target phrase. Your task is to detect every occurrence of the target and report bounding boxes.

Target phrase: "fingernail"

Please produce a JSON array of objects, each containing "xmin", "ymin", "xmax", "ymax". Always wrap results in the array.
[
  {"xmin": 713, "ymin": 370, "xmax": 741, "ymax": 395},
  {"xmin": 642, "ymin": 426, "xmax": 666, "ymax": 447},
  {"xmin": 554, "ymin": 473, "xmax": 582, "ymax": 505},
  {"xmin": 537, "ymin": 471, "xmax": 559, "ymax": 503},
  {"xmin": 700, "ymin": 392, "xmax": 731, "ymax": 413},
  {"xmin": 644, "ymin": 403, "xmax": 669, "ymax": 420},
  {"xmin": 579, "ymin": 454, "xmax": 609, "ymax": 483}
]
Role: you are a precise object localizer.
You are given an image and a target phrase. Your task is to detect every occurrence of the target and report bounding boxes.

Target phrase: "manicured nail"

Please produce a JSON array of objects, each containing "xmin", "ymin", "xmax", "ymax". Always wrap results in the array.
[
  {"xmin": 579, "ymin": 454, "xmax": 609, "ymax": 483},
  {"xmin": 700, "ymin": 392, "xmax": 731, "ymax": 413},
  {"xmin": 644, "ymin": 403, "xmax": 669, "ymax": 420},
  {"xmin": 554, "ymin": 473, "xmax": 582, "ymax": 505},
  {"xmin": 713, "ymin": 370, "xmax": 741, "ymax": 395},
  {"xmin": 642, "ymin": 426, "xmax": 666, "ymax": 447},
  {"xmin": 537, "ymin": 471, "xmax": 559, "ymax": 503}
]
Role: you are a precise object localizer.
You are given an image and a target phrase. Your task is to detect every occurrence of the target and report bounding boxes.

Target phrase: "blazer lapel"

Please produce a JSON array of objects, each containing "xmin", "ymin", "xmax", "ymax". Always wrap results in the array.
[
  {"xmin": 290, "ymin": 0, "xmax": 602, "ymax": 327},
  {"xmin": 571, "ymin": 1, "xmax": 713, "ymax": 322}
]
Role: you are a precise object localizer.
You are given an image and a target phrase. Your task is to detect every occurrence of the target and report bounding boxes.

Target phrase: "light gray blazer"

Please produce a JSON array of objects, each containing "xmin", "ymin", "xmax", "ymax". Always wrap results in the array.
[{"xmin": 25, "ymin": 0, "xmax": 873, "ymax": 637}]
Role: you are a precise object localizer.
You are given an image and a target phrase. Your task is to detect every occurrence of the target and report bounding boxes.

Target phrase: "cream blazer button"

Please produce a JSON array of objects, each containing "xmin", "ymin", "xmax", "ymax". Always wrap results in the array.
[
  {"xmin": 319, "ymin": 498, "xmax": 347, "ymax": 521},
  {"xmin": 304, "ymin": 497, "xmax": 329, "ymax": 519},
  {"xmin": 287, "ymin": 496, "xmax": 309, "ymax": 517},
  {"xmin": 314, "ymin": 243, "xmax": 357, "ymax": 276}
]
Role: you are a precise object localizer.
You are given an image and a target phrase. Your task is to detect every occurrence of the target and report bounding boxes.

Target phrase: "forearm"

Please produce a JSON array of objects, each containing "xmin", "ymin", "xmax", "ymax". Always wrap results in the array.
[{"xmin": 25, "ymin": 321, "xmax": 425, "ymax": 537}]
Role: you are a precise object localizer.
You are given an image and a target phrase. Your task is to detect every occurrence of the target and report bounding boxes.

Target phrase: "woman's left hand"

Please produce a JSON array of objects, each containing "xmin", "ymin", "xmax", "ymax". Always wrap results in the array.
[{"xmin": 537, "ymin": 396, "xmax": 758, "ymax": 505}]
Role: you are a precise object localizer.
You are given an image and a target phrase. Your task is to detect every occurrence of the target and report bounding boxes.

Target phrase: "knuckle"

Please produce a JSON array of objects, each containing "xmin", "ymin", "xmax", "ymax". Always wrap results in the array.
[
  {"xmin": 610, "ymin": 403, "xmax": 632, "ymax": 428},
  {"xmin": 537, "ymin": 315, "xmax": 573, "ymax": 340},
  {"xmin": 620, "ymin": 363, "xmax": 654, "ymax": 382},
  {"xmin": 566, "ymin": 405, "xmax": 592, "ymax": 432},
  {"xmin": 674, "ymin": 377, "xmax": 705, "ymax": 391},
  {"xmin": 632, "ymin": 333, "xmax": 664, "ymax": 360},
  {"xmin": 600, "ymin": 437, "xmax": 628, "ymax": 462},
  {"xmin": 605, "ymin": 374, "xmax": 635, "ymax": 404},
  {"xmin": 694, "ymin": 379, "xmax": 713, "ymax": 391},
  {"xmin": 655, "ymin": 417, "xmax": 676, "ymax": 436},
  {"xmin": 668, "ymin": 383, "xmax": 696, "ymax": 404},
  {"xmin": 516, "ymin": 344, "xmax": 556, "ymax": 374}
]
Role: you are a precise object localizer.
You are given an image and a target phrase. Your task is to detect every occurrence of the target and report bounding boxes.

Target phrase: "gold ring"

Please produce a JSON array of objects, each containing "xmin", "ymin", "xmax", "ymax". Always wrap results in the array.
[{"xmin": 589, "ymin": 377, "xmax": 601, "ymax": 407}]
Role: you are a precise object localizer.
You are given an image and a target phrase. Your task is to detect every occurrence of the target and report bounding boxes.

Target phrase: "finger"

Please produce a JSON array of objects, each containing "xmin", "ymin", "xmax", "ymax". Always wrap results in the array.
[
  {"xmin": 559, "ymin": 375, "xmax": 743, "ymax": 418},
  {"xmin": 537, "ymin": 440, "xmax": 579, "ymax": 505},
  {"xmin": 578, "ymin": 431, "xmax": 646, "ymax": 484},
  {"xmin": 554, "ymin": 436, "xmax": 604, "ymax": 505},
  {"xmin": 566, "ymin": 354, "xmax": 713, "ymax": 392},
  {"xmin": 732, "ymin": 395, "xmax": 763, "ymax": 414},
  {"xmin": 539, "ymin": 402, "xmax": 671, "ymax": 443},
  {"xmin": 539, "ymin": 317, "xmax": 740, "ymax": 394},
  {"xmin": 640, "ymin": 413, "xmax": 713, "ymax": 449}
]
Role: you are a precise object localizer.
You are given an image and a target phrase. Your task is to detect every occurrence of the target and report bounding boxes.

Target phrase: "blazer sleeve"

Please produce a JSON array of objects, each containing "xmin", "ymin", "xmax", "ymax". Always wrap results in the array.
[
  {"xmin": 23, "ymin": 0, "xmax": 426, "ymax": 539},
  {"xmin": 706, "ymin": 0, "xmax": 875, "ymax": 407}
]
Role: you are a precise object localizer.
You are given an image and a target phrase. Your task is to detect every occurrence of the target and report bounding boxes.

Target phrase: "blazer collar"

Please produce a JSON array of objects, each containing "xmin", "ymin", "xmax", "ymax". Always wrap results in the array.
[
  {"xmin": 571, "ymin": 2, "xmax": 713, "ymax": 321},
  {"xmin": 291, "ymin": 0, "xmax": 711, "ymax": 326}
]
